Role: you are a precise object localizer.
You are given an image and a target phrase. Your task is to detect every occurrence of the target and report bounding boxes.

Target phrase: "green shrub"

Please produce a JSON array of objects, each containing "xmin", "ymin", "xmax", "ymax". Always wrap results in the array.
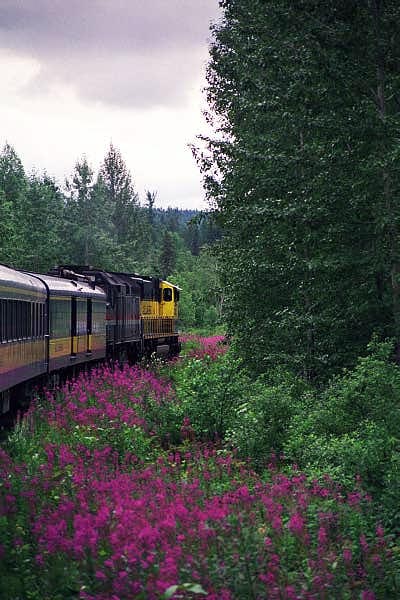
[
  {"xmin": 174, "ymin": 351, "xmax": 248, "ymax": 440},
  {"xmin": 283, "ymin": 341, "xmax": 400, "ymax": 524},
  {"xmin": 310, "ymin": 341, "xmax": 400, "ymax": 437},
  {"xmin": 226, "ymin": 369, "xmax": 310, "ymax": 468},
  {"xmin": 285, "ymin": 420, "xmax": 397, "ymax": 488}
]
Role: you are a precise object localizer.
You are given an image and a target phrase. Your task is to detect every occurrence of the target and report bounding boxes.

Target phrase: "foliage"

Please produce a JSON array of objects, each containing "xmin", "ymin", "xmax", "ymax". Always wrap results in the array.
[
  {"xmin": 173, "ymin": 345, "xmax": 243, "ymax": 441},
  {"xmin": 171, "ymin": 250, "xmax": 223, "ymax": 330},
  {"xmin": 199, "ymin": 0, "xmax": 400, "ymax": 379},
  {"xmin": 21, "ymin": 173, "xmax": 65, "ymax": 272},
  {"xmin": 227, "ymin": 369, "xmax": 311, "ymax": 469},
  {"xmin": 159, "ymin": 230, "xmax": 178, "ymax": 279},
  {"xmin": 1, "ymin": 348, "xmax": 399, "ymax": 599},
  {"xmin": 282, "ymin": 342, "xmax": 400, "ymax": 526},
  {"xmin": 0, "ymin": 142, "xmax": 28, "ymax": 266},
  {"xmin": 98, "ymin": 142, "xmax": 140, "ymax": 245},
  {"xmin": 174, "ymin": 337, "xmax": 400, "ymax": 533}
]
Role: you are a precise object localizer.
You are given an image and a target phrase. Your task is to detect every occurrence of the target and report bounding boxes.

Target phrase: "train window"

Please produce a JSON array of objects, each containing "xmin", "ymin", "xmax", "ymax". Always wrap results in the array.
[
  {"xmin": 18, "ymin": 302, "xmax": 22, "ymax": 339},
  {"xmin": 4, "ymin": 301, "xmax": 8, "ymax": 341},
  {"xmin": 50, "ymin": 299, "xmax": 70, "ymax": 338},
  {"xmin": 18, "ymin": 301, "xmax": 31, "ymax": 339},
  {"xmin": 77, "ymin": 300, "xmax": 86, "ymax": 336},
  {"xmin": 1, "ymin": 300, "xmax": 5, "ymax": 341},
  {"xmin": 19, "ymin": 302, "xmax": 22, "ymax": 339},
  {"xmin": 33, "ymin": 303, "xmax": 38, "ymax": 338},
  {"xmin": 4, "ymin": 300, "xmax": 9, "ymax": 341},
  {"xmin": 93, "ymin": 300, "xmax": 106, "ymax": 335},
  {"xmin": 87, "ymin": 299, "xmax": 92, "ymax": 334},
  {"xmin": 174, "ymin": 289, "xmax": 180, "ymax": 302},
  {"xmin": 34, "ymin": 303, "xmax": 38, "ymax": 338},
  {"xmin": 40, "ymin": 303, "xmax": 45, "ymax": 338},
  {"xmin": 9, "ymin": 300, "xmax": 14, "ymax": 340},
  {"xmin": 15, "ymin": 302, "xmax": 19, "ymax": 339},
  {"xmin": 26, "ymin": 302, "xmax": 32, "ymax": 338},
  {"xmin": 15, "ymin": 302, "xmax": 20, "ymax": 339},
  {"xmin": 15, "ymin": 301, "xmax": 20, "ymax": 339},
  {"xmin": 11, "ymin": 300, "xmax": 16, "ymax": 340},
  {"xmin": 17, "ymin": 302, "xmax": 21, "ymax": 339},
  {"xmin": 25, "ymin": 303, "xmax": 28, "ymax": 338},
  {"xmin": 6, "ymin": 301, "xmax": 11, "ymax": 340},
  {"xmin": 71, "ymin": 297, "xmax": 77, "ymax": 355},
  {"xmin": 22, "ymin": 302, "xmax": 26, "ymax": 338},
  {"xmin": 163, "ymin": 288, "xmax": 173, "ymax": 302}
]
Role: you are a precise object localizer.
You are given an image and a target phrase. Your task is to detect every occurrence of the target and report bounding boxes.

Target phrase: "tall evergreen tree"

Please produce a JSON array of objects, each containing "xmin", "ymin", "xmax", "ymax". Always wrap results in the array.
[
  {"xmin": 64, "ymin": 157, "xmax": 114, "ymax": 266},
  {"xmin": 159, "ymin": 230, "xmax": 177, "ymax": 279},
  {"xmin": 145, "ymin": 190, "xmax": 157, "ymax": 226},
  {"xmin": 99, "ymin": 143, "xmax": 139, "ymax": 242},
  {"xmin": 70, "ymin": 157, "xmax": 94, "ymax": 264},
  {"xmin": 19, "ymin": 173, "xmax": 64, "ymax": 272},
  {"xmin": 0, "ymin": 189, "xmax": 16, "ymax": 266},
  {"xmin": 187, "ymin": 221, "xmax": 201, "ymax": 256},
  {"xmin": 98, "ymin": 143, "xmax": 153, "ymax": 270}
]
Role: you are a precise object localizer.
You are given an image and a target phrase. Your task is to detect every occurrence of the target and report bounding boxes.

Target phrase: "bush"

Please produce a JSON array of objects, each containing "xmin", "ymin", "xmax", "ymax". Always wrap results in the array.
[
  {"xmin": 174, "ymin": 351, "xmax": 248, "ymax": 441},
  {"xmin": 283, "ymin": 341, "xmax": 400, "ymax": 525},
  {"xmin": 226, "ymin": 369, "xmax": 310, "ymax": 468}
]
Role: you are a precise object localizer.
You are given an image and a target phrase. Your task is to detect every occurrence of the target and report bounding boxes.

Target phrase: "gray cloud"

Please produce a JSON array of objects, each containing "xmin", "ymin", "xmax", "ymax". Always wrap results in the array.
[{"xmin": 0, "ymin": 0, "xmax": 220, "ymax": 107}]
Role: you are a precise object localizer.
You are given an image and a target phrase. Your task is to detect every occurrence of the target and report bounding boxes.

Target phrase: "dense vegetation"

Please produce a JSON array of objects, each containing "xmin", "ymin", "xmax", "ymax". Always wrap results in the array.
[
  {"xmin": 0, "ymin": 142, "xmax": 222, "ymax": 330},
  {"xmin": 3, "ymin": 1, "xmax": 400, "ymax": 596},
  {"xmin": 1, "ymin": 338, "xmax": 399, "ymax": 599},
  {"xmin": 199, "ymin": 0, "xmax": 400, "ymax": 380}
]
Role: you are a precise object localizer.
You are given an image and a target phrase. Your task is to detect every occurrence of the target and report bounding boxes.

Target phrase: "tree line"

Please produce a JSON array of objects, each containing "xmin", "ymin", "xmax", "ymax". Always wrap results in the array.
[
  {"xmin": 200, "ymin": 0, "xmax": 400, "ymax": 380},
  {"xmin": 0, "ymin": 142, "xmax": 222, "ymax": 329}
]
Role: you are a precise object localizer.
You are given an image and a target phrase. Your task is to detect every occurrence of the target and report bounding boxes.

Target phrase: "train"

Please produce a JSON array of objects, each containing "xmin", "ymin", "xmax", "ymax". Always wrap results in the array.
[{"xmin": 0, "ymin": 263, "xmax": 181, "ymax": 414}]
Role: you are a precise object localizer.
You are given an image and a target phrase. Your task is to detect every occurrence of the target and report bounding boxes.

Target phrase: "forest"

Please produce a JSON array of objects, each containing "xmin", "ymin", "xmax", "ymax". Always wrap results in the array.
[
  {"xmin": 0, "ymin": 141, "xmax": 222, "ymax": 330},
  {"xmin": 2, "ymin": 1, "xmax": 400, "ymax": 598}
]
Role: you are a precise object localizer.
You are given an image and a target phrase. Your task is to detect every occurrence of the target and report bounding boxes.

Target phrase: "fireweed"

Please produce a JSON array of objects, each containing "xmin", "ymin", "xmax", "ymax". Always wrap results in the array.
[
  {"xmin": 20, "ymin": 364, "xmax": 180, "ymax": 454},
  {"xmin": 180, "ymin": 334, "xmax": 227, "ymax": 361},
  {"xmin": 0, "ymin": 445, "xmax": 395, "ymax": 599},
  {"xmin": 0, "ymin": 343, "xmax": 398, "ymax": 599}
]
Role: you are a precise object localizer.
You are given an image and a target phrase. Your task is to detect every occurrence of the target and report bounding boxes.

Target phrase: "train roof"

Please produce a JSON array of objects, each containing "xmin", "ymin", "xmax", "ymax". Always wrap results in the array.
[
  {"xmin": 29, "ymin": 272, "xmax": 106, "ymax": 299},
  {"xmin": 0, "ymin": 264, "xmax": 47, "ymax": 300},
  {"xmin": 47, "ymin": 265, "xmax": 181, "ymax": 294},
  {"xmin": 49, "ymin": 266, "xmax": 145, "ymax": 292},
  {"xmin": 161, "ymin": 280, "xmax": 182, "ymax": 290}
]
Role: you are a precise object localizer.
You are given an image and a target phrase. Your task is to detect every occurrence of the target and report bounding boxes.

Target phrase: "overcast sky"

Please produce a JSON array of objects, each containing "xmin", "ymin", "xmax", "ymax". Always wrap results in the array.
[{"xmin": 0, "ymin": 0, "xmax": 220, "ymax": 209}]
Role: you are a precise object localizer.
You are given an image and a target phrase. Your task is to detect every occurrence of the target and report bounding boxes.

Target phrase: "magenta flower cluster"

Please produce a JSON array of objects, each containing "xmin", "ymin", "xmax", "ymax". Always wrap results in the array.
[
  {"xmin": 180, "ymin": 334, "xmax": 227, "ymax": 360},
  {"xmin": 31, "ymin": 364, "xmax": 175, "ymax": 441},
  {"xmin": 1, "ymin": 442, "xmax": 390, "ymax": 599}
]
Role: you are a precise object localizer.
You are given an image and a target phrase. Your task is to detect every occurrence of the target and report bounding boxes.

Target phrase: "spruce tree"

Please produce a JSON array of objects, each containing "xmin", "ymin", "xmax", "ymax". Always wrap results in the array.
[
  {"xmin": 159, "ymin": 230, "xmax": 177, "ymax": 279},
  {"xmin": 99, "ymin": 143, "xmax": 139, "ymax": 244},
  {"xmin": 19, "ymin": 173, "xmax": 64, "ymax": 272}
]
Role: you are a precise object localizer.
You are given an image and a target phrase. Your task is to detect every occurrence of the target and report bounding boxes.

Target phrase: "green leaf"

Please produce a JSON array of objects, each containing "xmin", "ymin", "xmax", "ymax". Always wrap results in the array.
[{"xmin": 163, "ymin": 585, "xmax": 178, "ymax": 599}]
